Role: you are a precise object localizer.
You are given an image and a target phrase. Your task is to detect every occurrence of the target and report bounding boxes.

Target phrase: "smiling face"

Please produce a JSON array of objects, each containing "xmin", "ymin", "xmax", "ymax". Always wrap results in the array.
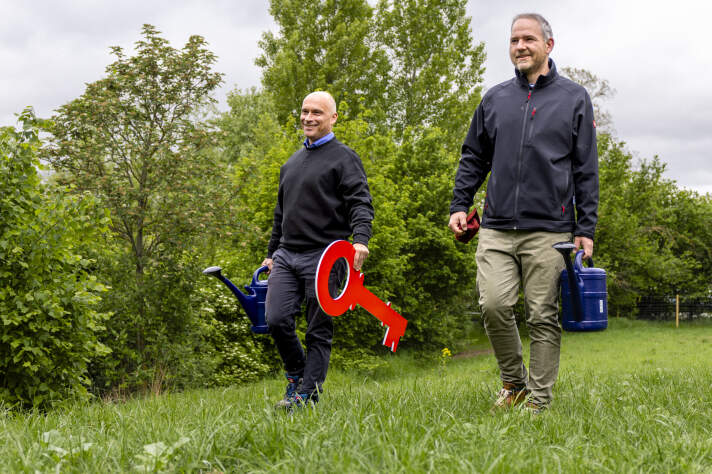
[
  {"xmin": 509, "ymin": 18, "xmax": 554, "ymax": 83},
  {"xmin": 301, "ymin": 92, "xmax": 337, "ymax": 142}
]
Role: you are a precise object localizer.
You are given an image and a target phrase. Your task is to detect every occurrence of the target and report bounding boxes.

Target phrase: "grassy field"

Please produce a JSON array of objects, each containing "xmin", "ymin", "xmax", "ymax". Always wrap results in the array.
[{"xmin": 2, "ymin": 318, "xmax": 711, "ymax": 473}]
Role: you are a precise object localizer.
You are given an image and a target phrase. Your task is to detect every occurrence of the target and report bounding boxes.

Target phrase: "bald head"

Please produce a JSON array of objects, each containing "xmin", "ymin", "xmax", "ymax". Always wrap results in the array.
[
  {"xmin": 301, "ymin": 91, "xmax": 338, "ymax": 143},
  {"xmin": 303, "ymin": 91, "xmax": 337, "ymax": 115}
]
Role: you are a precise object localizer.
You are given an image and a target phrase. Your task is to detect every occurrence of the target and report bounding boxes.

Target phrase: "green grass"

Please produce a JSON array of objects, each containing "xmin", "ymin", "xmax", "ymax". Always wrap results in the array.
[{"xmin": 2, "ymin": 319, "xmax": 711, "ymax": 473}]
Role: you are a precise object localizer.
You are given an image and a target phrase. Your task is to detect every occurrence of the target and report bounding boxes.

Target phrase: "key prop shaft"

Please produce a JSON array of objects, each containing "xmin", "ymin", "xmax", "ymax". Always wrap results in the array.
[{"xmin": 315, "ymin": 240, "xmax": 408, "ymax": 352}]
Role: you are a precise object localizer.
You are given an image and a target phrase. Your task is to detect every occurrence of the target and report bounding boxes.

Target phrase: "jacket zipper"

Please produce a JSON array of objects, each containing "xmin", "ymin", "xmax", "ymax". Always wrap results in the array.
[{"xmin": 513, "ymin": 88, "xmax": 533, "ymax": 229}]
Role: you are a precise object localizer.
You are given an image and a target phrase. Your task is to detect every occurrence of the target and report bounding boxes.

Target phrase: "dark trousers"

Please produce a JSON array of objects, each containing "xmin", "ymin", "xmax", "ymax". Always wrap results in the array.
[{"xmin": 265, "ymin": 247, "xmax": 345, "ymax": 395}]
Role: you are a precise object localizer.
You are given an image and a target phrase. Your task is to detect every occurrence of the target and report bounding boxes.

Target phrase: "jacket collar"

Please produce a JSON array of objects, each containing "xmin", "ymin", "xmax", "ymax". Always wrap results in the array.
[{"xmin": 515, "ymin": 58, "xmax": 558, "ymax": 89}]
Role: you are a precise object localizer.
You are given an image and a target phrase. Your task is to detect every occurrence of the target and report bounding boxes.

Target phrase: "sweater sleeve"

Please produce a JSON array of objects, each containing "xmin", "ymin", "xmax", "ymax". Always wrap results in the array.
[
  {"xmin": 340, "ymin": 150, "xmax": 374, "ymax": 247},
  {"xmin": 266, "ymin": 171, "xmax": 284, "ymax": 258},
  {"xmin": 572, "ymin": 90, "xmax": 599, "ymax": 240},
  {"xmin": 450, "ymin": 101, "xmax": 494, "ymax": 214}
]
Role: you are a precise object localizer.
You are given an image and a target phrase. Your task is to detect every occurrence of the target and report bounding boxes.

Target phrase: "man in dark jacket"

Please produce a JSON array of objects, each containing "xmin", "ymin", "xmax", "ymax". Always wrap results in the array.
[
  {"xmin": 262, "ymin": 91, "xmax": 374, "ymax": 409},
  {"xmin": 448, "ymin": 13, "xmax": 598, "ymax": 412}
]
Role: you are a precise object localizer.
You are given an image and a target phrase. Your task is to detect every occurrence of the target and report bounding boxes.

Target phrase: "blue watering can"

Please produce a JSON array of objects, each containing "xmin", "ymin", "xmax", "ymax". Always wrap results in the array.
[
  {"xmin": 202, "ymin": 265, "xmax": 270, "ymax": 334},
  {"xmin": 553, "ymin": 242, "xmax": 608, "ymax": 332}
]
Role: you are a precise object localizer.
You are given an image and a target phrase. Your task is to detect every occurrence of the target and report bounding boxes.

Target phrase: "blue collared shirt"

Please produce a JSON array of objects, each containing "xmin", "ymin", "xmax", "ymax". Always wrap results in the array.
[{"xmin": 303, "ymin": 132, "xmax": 335, "ymax": 149}]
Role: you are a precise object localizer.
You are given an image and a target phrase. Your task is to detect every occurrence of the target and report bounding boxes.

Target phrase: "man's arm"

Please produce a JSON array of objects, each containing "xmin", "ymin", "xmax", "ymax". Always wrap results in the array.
[
  {"xmin": 340, "ymin": 151, "xmax": 374, "ymax": 271},
  {"xmin": 449, "ymin": 103, "xmax": 493, "ymax": 234},
  {"xmin": 263, "ymin": 175, "xmax": 284, "ymax": 272},
  {"xmin": 572, "ymin": 90, "xmax": 599, "ymax": 258}
]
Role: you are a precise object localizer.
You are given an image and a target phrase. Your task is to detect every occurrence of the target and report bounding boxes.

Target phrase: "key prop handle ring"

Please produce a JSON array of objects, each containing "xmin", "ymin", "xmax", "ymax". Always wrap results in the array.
[{"xmin": 315, "ymin": 240, "xmax": 357, "ymax": 316}]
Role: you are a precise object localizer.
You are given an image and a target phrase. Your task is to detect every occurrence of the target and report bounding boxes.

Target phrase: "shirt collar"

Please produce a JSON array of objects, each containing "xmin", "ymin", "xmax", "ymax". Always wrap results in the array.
[{"xmin": 303, "ymin": 132, "xmax": 335, "ymax": 149}]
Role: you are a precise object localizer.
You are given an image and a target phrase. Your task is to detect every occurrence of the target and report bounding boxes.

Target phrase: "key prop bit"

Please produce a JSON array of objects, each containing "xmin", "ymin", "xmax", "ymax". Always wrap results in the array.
[{"xmin": 315, "ymin": 240, "xmax": 408, "ymax": 352}]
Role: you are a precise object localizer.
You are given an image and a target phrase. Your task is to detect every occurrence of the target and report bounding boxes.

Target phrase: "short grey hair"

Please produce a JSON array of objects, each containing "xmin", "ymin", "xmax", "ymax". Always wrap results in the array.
[{"xmin": 511, "ymin": 13, "xmax": 553, "ymax": 42}]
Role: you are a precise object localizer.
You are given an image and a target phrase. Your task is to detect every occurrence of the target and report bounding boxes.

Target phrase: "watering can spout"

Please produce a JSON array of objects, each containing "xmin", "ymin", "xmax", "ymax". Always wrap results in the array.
[{"xmin": 202, "ymin": 265, "xmax": 270, "ymax": 334}]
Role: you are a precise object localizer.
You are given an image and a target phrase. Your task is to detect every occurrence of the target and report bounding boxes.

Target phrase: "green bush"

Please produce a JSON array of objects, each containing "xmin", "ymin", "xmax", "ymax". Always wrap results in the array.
[{"xmin": 0, "ymin": 110, "xmax": 110, "ymax": 407}]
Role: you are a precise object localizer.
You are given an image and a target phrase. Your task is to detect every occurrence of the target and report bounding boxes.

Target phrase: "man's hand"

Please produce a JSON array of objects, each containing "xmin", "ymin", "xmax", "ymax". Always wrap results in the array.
[
  {"xmin": 574, "ymin": 236, "xmax": 594, "ymax": 260},
  {"xmin": 261, "ymin": 258, "xmax": 274, "ymax": 273},
  {"xmin": 448, "ymin": 211, "xmax": 468, "ymax": 236},
  {"xmin": 353, "ymin": 243, "xmax": 369, "ymax": 272}
]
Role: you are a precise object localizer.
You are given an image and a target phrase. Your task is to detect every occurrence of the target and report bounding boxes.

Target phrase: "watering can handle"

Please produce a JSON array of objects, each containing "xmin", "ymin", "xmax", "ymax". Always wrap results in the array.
[
  {"xmin": 251, "ymin": 265, "xmax": 270, "ymax": 285},
  {"xmin": 573, "ymin": 251, "xmax": 594, "ymax": 271}
]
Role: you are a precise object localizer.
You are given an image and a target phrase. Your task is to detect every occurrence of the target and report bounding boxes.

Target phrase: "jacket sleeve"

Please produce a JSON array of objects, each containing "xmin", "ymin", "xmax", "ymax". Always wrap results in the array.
[
  {"xmin": 450, "ymin": 101, "xmax": 494, "ymax": 215},
  {"xmin": 572, "ymin": 90, "xmax": 599, "ymax": 239},
  {"xmin": 340, "ymin": 151, "xmax": 374, "ymax": 247},
  {"xmin": 266, "ymin": 171, "xmax": 284, "ymax": 258}
]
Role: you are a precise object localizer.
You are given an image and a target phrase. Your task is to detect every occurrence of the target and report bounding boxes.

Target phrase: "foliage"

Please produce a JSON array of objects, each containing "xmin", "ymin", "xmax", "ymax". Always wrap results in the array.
[
  {"xmin": 196, "ymin": 279, "xmax": 276, "ymax": 386},
  {"xmin": 0, "ymin": 109, "xmax": 110, "ymax": 407},
  {"xmin": 256, "ymin": 0, "xmax": 388, "ymax": 123},
  {"xmin": 42, "ymin": 25, "xmax": 234, "ymax": 393},
  {"xmin": 375, "ymin": 0, "xmax": 486, "ymax": 139},
  {"xmin": 595, "ymin": 134, "xmax": 712, "ymax": 315}
]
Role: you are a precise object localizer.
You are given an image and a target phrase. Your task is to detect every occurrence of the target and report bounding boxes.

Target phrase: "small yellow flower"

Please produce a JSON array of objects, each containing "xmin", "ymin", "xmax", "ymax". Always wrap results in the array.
[{"xmin": 440, "ymin": 347, "xmax": 452, "ymax": 367}]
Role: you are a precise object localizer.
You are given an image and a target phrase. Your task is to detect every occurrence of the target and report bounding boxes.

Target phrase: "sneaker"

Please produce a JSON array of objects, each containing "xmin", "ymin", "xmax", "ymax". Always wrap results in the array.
[
  {"xmin": 292, "ymin": 391, "xmax": 319, "ymax": 409},
  {"xmin": 524, "ymin": 401, "xmax": 546, "ymax": 414},
  {"xmin": 492, "ymin": 382, "xmax": 530, "ymax": 409},
  {"xmin": 279, "ymin": 391, "xmax": 319, "ymax": 411},
  {"xmin": 274, "ymin": 374, "xmax": 302, "ymax": 409}
]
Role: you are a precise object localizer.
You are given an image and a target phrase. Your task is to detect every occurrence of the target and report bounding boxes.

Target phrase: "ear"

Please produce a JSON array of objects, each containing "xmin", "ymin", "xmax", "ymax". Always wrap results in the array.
[
  {"xmin": 331, "ymin": 112, "xmax": 338, "ymax": 126},
  {"xmin": 546, "ymin": 38, "xmax": 554, "ymax": 54}
]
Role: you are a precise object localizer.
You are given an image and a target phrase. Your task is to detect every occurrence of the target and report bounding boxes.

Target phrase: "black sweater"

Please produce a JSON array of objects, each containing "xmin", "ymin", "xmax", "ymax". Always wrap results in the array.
[
  {"xmin": 267, "ymin": 138, "xmax": 374, "ymax": 257},
  {"xmin": 450, "ymin": 60, "xmax": 599, "ymax": 239}
]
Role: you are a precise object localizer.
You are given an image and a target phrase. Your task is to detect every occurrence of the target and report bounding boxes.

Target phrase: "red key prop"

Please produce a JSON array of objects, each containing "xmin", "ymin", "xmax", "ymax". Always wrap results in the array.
[{"xmin": 315, "ymin": 240, "xmax": 408, "ymax": 352}]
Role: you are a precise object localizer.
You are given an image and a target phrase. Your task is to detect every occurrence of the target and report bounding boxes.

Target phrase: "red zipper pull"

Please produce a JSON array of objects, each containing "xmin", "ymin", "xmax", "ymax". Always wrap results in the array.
[
  {"xmin": 527, "ymin": 90, "xmax": 532, "ymax": 101},
  {"xmin": 531, "ymin": 107, "xmax": 536, "ymax": 118},
  {"xmin": 561, "ymin": 205, "xmax": 565, "ymax": 216}
]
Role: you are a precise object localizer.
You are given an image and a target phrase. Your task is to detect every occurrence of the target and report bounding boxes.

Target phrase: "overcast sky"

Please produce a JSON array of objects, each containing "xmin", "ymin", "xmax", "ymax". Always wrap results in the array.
[{"xmin": 2, "ymin": 0, "xmax": 710, "ymax": 194}]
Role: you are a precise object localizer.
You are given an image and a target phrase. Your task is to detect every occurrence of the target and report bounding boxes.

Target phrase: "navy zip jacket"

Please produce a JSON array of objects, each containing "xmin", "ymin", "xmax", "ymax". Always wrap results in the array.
[
  {"xmin": 450, "ymin": 59, "xmax": 599, "ymax": 239},
  {"xmin": 267, "ymin": 137, "xmax": 374, "ymax": 257}
]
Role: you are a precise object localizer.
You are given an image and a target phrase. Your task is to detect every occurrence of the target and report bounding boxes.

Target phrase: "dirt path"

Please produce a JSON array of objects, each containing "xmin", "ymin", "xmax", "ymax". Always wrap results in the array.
[{"xmin": 452, "ymin": 348, "xmax": 493, "ymax": 360}]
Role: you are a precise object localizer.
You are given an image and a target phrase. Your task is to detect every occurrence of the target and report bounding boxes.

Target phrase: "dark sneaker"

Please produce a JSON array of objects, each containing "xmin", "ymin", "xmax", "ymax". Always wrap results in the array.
[
  {"xmin": 274, "ymin": 374, "xmax": 302, "ymax": 409},
  {"xmin": 292, "ymin": 391, "xmax": 319, "ymax": 409},
  {"xmin": 492, "ymin": 382, "xmax": 530, "ymax": 410}
]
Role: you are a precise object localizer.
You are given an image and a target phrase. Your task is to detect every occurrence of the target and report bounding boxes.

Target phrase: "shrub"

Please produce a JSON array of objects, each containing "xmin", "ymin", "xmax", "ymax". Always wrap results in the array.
[{"xmin": 0, "ymin": 110, "xmax": 110, "ymax": 407}]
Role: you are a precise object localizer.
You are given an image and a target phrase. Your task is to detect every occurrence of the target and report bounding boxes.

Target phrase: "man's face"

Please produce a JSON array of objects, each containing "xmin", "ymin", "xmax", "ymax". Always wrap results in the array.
[
  {"xmin": 509, "ymin": 18, "xmax": 553, "ymax": 78},
  {"xmin": 301, "ymin": 95, "xmax": 337, "ymax": 142}
]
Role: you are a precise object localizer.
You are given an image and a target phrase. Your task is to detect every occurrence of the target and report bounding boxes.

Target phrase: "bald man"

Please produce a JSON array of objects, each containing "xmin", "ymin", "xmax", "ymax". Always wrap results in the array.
[{"xmin": 262, "ymin": 91, "xmax": 374, "ymax": 409}]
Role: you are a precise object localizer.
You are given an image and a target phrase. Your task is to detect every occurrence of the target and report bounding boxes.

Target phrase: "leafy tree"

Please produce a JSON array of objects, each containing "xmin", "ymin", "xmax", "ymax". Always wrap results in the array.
[
  {"xmin": 595, "ymin": 135, "xmax": 710, "ymax": 315},
  {"xmin": 1, "ymin": 110, "xmax": 110, "ymax": 407},
  {"xmin": 256, "ymin": 0, "xmax": 388, "ymax": 123},
  {"xmin": 375, "ymin": 0, "xmax": 486, "ymax": 139},
  {"xmin": 561, "ymin": 67, "xmax": 616, "ymax": 133},
  {"xmin": 43, "ymin": 25, "xmax": 233, "ymax": 391}
]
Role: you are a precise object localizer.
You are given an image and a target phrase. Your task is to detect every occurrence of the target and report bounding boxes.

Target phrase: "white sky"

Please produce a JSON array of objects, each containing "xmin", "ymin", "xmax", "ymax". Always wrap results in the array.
[{"xmin": 2, "ymin": 0, "xmax": 710, "ymax": 194}]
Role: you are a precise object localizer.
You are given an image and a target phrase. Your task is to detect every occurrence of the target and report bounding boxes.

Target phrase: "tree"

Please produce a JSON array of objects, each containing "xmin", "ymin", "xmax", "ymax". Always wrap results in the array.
[
  {"xmin": 256, "ymin": 0, "xmax": 388, "ymax": 124},
  {"xmin": 1, "ymin": 109, "xmax": 110, "ymax": 407},
  {"xmin": 43, "ymin": 25, "xmax": 232, "ymax": 391},
  {"xmin": 594, "ymin": 135, "xmax": 710, "ymax": 315},
  {"xmin": 561, "ymin": 67, "xmax": 616, "ymax": 134},
  {"xmin": 375, "ymin": 0, "xmax": 486, "ymax": 139}
]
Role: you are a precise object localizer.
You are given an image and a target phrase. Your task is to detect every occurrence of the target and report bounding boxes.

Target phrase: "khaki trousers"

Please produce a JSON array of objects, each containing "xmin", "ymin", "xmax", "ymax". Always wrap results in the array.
[{"xmin": 476, "ymin": 228, "xmax": 571, "ymax": 405}]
